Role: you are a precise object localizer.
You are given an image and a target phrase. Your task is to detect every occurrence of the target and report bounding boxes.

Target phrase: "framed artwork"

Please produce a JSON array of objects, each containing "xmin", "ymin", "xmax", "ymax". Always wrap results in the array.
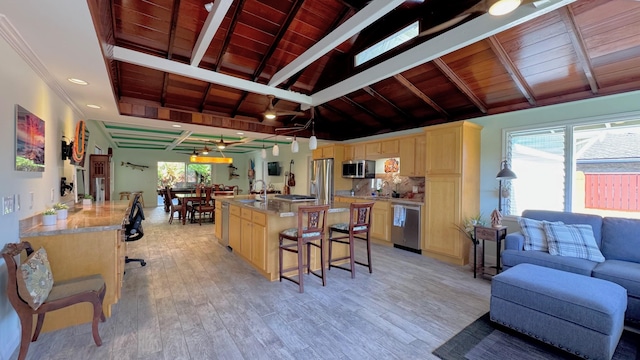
[{"xmin": 15, "ymin": 105, "xmax": 45, "ymax": 172}]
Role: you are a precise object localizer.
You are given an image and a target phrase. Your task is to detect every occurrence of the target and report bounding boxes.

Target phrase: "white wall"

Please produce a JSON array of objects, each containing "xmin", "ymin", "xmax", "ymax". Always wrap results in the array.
[
  {"xmin": 250, "ymin": 144, "xmax": 313, "ymax": 195},
  {"xmin": 0, "ymin": 37, "xmax": 110, "ymax": 360}
]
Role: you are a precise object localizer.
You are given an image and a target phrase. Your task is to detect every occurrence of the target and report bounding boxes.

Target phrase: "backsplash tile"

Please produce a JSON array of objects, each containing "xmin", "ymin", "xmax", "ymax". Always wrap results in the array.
[{"xmin": 352, "ymin": 174, "xmax": 424, "ymax": 201}]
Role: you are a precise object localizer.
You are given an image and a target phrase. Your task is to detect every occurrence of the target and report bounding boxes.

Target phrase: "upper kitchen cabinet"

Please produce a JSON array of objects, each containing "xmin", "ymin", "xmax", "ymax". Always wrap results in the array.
[
  {"xmin": 344, "ymin": 144, "xmax": 366, "ymax": 161},
  {"xmin": 312, "ymin": 145, "xmax": 339, "ymax": 160},
  {"xmin": 399, "ymin": 135, "xmax": 426, "ymax": 177},
  {"xmin": 426, "ymin": 121, "xmax": 481, "ymax": 175},
  {"xmin": 365, "ymin": 139, "xmax": 399, "ymax": 158}
]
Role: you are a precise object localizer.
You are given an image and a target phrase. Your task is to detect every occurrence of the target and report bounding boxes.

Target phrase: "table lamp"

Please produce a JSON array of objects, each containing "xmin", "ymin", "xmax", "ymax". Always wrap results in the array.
[{"xmin": 496, "ymin": 160, "xmax": 517, "ymax": 213}]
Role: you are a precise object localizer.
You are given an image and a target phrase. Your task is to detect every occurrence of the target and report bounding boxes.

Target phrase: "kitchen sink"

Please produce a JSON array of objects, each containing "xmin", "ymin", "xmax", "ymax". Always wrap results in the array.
[{"xmin": 236, "ymin": 199, "xmax": 258, "ymax": 203}]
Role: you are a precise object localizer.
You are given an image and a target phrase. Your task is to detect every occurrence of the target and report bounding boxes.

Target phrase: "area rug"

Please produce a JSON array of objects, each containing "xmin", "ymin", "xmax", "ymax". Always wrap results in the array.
[{"xmin": 433, "ymin": 313, "xmax": 640, "ymax": 360}]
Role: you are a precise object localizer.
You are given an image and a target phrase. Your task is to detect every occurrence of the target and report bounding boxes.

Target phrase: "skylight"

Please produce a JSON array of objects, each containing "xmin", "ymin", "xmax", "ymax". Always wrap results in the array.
[{"xmin": 355, "ymin": 21, "xmax": 419, "ymax": 67}]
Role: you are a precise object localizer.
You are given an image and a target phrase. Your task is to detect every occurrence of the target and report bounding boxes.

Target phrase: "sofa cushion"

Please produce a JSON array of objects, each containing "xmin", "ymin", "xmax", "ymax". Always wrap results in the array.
[
  {"xmin": 592, "ymin": 260, "xmax": 640, "ymax": 299},
  {"xmin": 543, "ymin": 222, "xmax": 605, "ymax": 262},
  {"xmin": 601, "ymin": 217, "xmax": 640, "ymax": 263},
  {"xmin": 522, "ymin": 210, "xmax": 603, "ymax": 248},
  {"xmin": 501, "ymin": 249, "xmax": 597, "ymax": 276},
  {"xmin": 518, "ymin": 217, "xmax": 562, "ymax": 252}
]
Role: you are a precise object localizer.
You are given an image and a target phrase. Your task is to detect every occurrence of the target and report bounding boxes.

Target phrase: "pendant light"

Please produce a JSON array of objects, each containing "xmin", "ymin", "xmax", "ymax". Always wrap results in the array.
[
  {"xmin": 272, "ymin": 135, "xmax": 279, "ymax": 156},
  {"xmin": 291, "ymin": 136, "xmax": 299, "ymax": 153},
  {"xmin": 309, "ymin": 107, "xmax": 317, "ymax": 150},
  {"xmin": 261, "ymin": 141, "xmax": 267, "ymax": 159}
]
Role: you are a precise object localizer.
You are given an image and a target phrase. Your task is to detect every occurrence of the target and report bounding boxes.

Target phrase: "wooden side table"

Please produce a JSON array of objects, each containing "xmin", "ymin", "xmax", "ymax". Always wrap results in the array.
[{"xmin": 473, "ymin": 225, "xmax": 507, "ymax": 278}]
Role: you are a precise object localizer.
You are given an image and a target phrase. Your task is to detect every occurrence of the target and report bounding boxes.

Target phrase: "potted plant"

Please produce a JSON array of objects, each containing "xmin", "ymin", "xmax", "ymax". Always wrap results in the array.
[
  {"xmin": 82, "ymin": 194, "xmax": 93, "ymax": 207},
  {"xmin": 53, "ymin": 202, "xmax": 69, "ymax": 220},
  {"xmin": 42, "ymin": 208, "xmax": 57, "ymax": 226},
  {"xmin": 455, "ymin": 214, "xmax": 487, "ymax": 272}
]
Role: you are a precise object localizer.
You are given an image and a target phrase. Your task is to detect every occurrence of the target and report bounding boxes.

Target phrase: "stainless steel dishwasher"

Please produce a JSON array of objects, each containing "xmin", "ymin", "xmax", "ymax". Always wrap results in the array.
[
  {"xmin": 390, "ymin": 203, "xmax": 422, "ymax": 253},
  {"xmin": 219, "ymin": 201, "xmax": 230, "ymax": 247}
]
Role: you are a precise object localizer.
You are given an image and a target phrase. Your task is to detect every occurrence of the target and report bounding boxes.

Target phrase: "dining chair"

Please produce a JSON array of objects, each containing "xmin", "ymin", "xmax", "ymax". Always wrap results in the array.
[
  {"xmin": 328, "ymin": 202, "xmax": 374, "ymax": 277},
  {"xmin": 193, "ymin": 186, "xmax": 215, "ymax": 225},
  {"xmin": 1, "ymin": 242, "xmax": 106, "ymax": 360},
  {"xmin": 278, "ymin": 204, "xmax": 329, "ymax": 293},
  {"xmin": 165, "ymin": 187, "xmax": 188, "ymax": 224}
]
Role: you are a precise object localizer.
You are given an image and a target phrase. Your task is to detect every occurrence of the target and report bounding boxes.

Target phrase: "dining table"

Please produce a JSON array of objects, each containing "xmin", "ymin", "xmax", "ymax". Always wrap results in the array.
[{"xmin": 175, "ymin": 193, "xmax": 208, "ymax": 225}]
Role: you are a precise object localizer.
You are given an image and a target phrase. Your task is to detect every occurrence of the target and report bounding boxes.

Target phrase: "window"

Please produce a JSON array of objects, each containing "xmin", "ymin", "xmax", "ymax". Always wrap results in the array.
[
  {"xmin": 355, "ymin": 21, "xmax": 419, "ymax": 67},
  {"xmin": 157, "ymin": 162, "xmax": 212, "ymax": 189},
  {"xmin": 504, "ymin": 119, "xmax": 640, "ymax": 219}
]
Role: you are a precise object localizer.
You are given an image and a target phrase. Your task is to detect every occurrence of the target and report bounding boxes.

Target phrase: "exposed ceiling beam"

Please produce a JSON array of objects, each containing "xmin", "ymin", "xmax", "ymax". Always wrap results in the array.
[
  {"xmin": 233, "ymin": 0, "xmax": 304, "ymax": 118},
  {"xmin": 432, "ymin": 58, "xmax": 488, "ymax": 114},
  {"xmin": 160, "ymin": 0, "xmax": 181, "ymax": 107},
  {"xmin": 215, "ymin": 0, "xmax": 245, "ymax": 72},
  {"xmin": 112, "ymin": 46, "xmax": 312, "ymax": 106},
  {"xmin": 487, "ymin": 36, "xmax": 536, "ymax": 106},
  {"xmin": 559, "ymin": 6, "xmax": 599, "ymax": 94},
  {"xmin": 191, "ymin": 0, "xmax": 233, "ymax": 67},
  {"xmin": 363, "ymin": 86, "xmax": 413, "ymax": 122},
  {"xmin": 268, "ymin": 0, "xmax": 405, "ymax": 86},
  {"xmin": 199, "ymin": 83, "xmax": 213, "ymax": 112},
  {"xmin": 341, "ymin": 95, "xmax": 395, "ymax": 128},
  {"xmin": 311, "ymin": 0, "xmax": 577, "ymax": 106},
  {"xmin": 167, "ymin": 130, "xmax": 195, "ymax": 150},
  {"xmin": 393, "ymin": 74, "xmax": 449, "ymax": 119}
]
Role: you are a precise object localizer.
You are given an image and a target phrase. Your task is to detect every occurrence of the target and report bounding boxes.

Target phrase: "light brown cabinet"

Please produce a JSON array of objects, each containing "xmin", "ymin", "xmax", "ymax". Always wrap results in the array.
[
  {"xmin": 312, "ymin": 145, "xmax": 335, "ymax": 159},
  {"xmin": 399, "ymin": 135, "xmax": 426, "ymax": 177},
  {"xmin": 371, "ymin": 201, "xmax": 391, "ymax": 243},
  {"xmin": 251, "ymin": 212, "xmax": 267, "ymax": 269},
  {"xmin": 229, "ymin": 205, "xmax": 241, "ymax": 251},
  {"xmin": 423, "ymin": 121, "xmax": 481, "ymax": 266},
  {"xmin": 353, "ymin": 144, "xmax": 365, "ymax": 159},
  {"xmin": 381, "ymin": 139, "xmax": 399, "ymax": 155},
  {"xmin": 214, "ymin": 200, "xmax": 222, "ymax": 238}
]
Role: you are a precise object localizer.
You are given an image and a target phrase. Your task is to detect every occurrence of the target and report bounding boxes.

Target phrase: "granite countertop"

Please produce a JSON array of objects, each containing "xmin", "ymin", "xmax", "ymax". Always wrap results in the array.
[
  {"xmin": 20, "ymin": 201, "xmax": 130, "ymax": 237},
  {"xmin": 337, "ymin": 194, "xmax": 424, "ymax": 206},
  {"xmin": 222, "ymin": 197, "xmax": 350, "ymax": 217}
]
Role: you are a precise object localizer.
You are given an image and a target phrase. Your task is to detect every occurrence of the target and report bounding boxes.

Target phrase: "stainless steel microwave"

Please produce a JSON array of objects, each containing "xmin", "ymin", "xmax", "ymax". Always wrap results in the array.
[{"xmin": 342, "ymin": 160, "xmax": 376, "ymax": 179}]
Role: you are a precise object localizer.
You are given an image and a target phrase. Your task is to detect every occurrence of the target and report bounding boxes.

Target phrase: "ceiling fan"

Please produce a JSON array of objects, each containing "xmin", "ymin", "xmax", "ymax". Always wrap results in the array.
[
  {"xmin": 210, "ymin": 135, "xmax": 245, "ymax": 150},
  {"xmin": 263, "ymin": 95, "xmax": 306, "ymax": 121}
]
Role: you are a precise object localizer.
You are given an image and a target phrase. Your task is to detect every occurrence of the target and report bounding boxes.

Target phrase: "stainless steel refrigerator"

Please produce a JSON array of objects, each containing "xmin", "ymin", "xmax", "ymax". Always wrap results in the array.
[{"xmin": 309, "ymin": 158, "xmax": 334, "ymax": 204}]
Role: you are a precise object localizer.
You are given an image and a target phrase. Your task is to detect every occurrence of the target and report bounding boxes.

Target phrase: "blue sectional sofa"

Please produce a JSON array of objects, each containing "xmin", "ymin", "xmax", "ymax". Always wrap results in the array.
[{"xmin": 502, "ymin": 210, "xmax": 640, "ymax": 323}]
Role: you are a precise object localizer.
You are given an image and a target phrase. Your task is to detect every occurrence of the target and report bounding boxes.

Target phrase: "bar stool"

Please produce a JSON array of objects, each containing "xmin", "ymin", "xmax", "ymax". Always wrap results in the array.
[
  {"xmin": 278, "ymin": 205, "xmax": 329, "ymax": 293},
  {"xmin": 328, "ymin": 202, "xmax": 374, "ymax": 277},
  {"xmin": 119, "ymin": 191, "xmax": 131, "ymax": 200}
]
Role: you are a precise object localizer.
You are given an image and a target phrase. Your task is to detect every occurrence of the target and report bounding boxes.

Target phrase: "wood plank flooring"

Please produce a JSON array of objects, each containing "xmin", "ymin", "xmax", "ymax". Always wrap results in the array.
[{"xmin": 12, "ymin": 206, "xmax": 491, "ymax": 360}]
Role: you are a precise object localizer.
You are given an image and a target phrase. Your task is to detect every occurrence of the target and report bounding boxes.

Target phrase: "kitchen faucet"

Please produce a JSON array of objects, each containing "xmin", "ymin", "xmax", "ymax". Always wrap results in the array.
[{"xmin": 253, "ymin": 180, "xmax": 267, "ymax": 202}]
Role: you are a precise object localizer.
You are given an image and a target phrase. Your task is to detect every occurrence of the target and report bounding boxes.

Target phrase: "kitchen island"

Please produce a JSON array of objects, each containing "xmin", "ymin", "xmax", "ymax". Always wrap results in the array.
[
  {"xmin": 215, "ymin": 196, "xmax": 351, "ymax": 281},
  {"xmin": 19, "ymin": 201, "xmax": 129, "ymax": 333}
]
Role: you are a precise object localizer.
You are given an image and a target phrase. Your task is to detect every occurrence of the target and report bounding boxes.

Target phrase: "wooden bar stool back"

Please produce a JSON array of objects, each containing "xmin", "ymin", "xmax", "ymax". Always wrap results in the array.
[
  {"xmin": 1, "ymin": 242, "xmax": 106, "ymax": 360},
  {"xmin": 328, "ymin": 202, "xmax": 374, "ymax": 278},
  {"xmin": 278, "ymin": 204, "xmax": 330, "ymax": 293}
]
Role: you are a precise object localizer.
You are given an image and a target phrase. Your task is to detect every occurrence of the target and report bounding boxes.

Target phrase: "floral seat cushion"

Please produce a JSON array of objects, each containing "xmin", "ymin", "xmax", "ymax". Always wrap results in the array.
[
  {"xmin": 329, "ymin": 223, "xmax": 367, "ymax": 232},
  {"xmin": 17, "ymin": 247, "xmax": 54, "ymax": 310},
  {"xmin": 280, "ymin": 227, "xmax": 321, "ymax": 238}
]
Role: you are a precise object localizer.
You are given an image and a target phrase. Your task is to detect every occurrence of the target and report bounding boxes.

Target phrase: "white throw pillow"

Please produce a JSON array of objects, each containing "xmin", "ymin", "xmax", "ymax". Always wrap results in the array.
[
  {"xmin": 543, "ymin": 222, "xmax": 605, "ymax": 262},
  {"xmin": 518, "ymin": 217, "xmax": 562, "ymax": 252}
]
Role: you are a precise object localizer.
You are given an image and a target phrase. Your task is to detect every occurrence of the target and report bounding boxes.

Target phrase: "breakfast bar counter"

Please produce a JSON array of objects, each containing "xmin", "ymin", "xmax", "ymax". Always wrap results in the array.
[
  {"xmin": 216, "ymin": 196, "xmax": 351, "ymax": 281},
  {"xmin": 18, "ymin": 201, "xmax": 129, "ymax": 333}
]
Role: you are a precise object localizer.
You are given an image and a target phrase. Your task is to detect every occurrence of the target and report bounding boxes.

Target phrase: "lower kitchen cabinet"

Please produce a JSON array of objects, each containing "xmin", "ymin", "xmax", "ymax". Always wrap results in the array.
[
  {"xmin": 371, "ymin": 201, "xmax": 391, "ymax": 242},
  {"xmin": 251, "ymin": 213, "xmax": 267, "ymax": 269},
  {"xmin": 229, "ymin": 205, "xmax": 241, "ymax": 250}
]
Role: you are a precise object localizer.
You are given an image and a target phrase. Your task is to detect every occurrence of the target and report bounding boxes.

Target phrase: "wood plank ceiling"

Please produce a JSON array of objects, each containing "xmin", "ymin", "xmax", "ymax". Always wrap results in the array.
[{"xmin": 90, "ymin": 0, "xmax": 640, "ymax": 146}]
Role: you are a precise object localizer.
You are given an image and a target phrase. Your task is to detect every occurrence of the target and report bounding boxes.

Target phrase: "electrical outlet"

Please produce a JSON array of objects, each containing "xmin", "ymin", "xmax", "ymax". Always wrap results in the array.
[{"xmin": 3, "ymin": 196, "xmax": 14, "ymax": 215}]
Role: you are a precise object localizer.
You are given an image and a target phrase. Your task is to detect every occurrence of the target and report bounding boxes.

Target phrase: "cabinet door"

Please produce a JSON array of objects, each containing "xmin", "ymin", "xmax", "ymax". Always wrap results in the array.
[
  {"xmin": 214, "ymin": 208, "xmax": 222, "ymax": 238},
  {"xmin": 423, "ymin": 176, "xmax": 463, "ymax": 260},
  {"xmin": 344, "ymin": 145, "xmax": 354, "ymax": 161},
  {"xmin": 322, "ymin": 146, "xmax": 335, "ymax": 158},
  {"xmin": 365, "ymin": 142, "xmax": 381, "ymax": 157},
  {"xmin": 353, "ymin": 144, "xmax": 366, "ymax": 159},
  {"xmin": 426, "ymin": 125, "xmax": 461, "ymax": 175},
  {"xmin": 371, "ymin": 202, "xmax": 390, "ymax": 242},
  {"xmin": 399, "ymin": 137, "xmax": 416, "ymax": 176},
  {"xmin": 414, "ymin": 135, "xmax": 426, "ymax": 176},
  {"xmin": 312, "ymin": 148, "xmax": 323, "ymax": 159},
  {"xmin": 229, "ymin": 214, "xmax": 241, "ymax": 250},
  {"xmin": 240, "ymin": 218, "xmax": 252, "ymax": 259},
  {"xmin": 251, "ymin": 223, "xmax": 266, "ymax": 270},
  {"xmin": 381, "ymin": 139, "xmax": 399, "ymax": 155}
]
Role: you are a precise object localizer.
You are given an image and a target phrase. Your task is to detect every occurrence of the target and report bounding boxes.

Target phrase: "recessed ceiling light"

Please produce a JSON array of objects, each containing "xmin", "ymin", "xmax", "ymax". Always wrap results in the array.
[
  {"xmin": 172, "ymin": 124, "xmax": 182, "ymax": 128},
  {"xmin": 86, "ymin": 104, "xmax": 101, "ymax": 109},
  {"xmin": 236, "ymin": 132, "xmax": 244, "ymax": 135},
  {"xmin": 285, "ymin": 137, "xmax": 292, "ymax": 140},
  {"xmin": 68, "ymin": 78, "xmax": 88, "ymax": 85}
]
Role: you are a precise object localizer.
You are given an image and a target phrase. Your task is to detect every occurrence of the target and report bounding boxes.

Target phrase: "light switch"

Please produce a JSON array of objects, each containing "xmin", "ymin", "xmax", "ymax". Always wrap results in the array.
[
  {"xmin": 15, "ymin": 194, "xmax": 20, "ymax": 211},
  {"xmin": 29, "ymin": 192, "xmax": 34, "ymax": 210}
]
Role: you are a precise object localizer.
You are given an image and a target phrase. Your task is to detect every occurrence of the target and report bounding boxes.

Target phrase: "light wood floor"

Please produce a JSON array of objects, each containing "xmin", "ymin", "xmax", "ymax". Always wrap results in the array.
[{"xmin": 13, "ymin": 206, "xmax": 491, "ymax": 360}]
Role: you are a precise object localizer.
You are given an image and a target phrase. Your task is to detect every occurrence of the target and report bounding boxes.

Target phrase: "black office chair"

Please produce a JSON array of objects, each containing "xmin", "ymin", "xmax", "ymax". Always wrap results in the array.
[{"xmin": 124, "ymin": 193, "xmax": 146, "ymax": 266}]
